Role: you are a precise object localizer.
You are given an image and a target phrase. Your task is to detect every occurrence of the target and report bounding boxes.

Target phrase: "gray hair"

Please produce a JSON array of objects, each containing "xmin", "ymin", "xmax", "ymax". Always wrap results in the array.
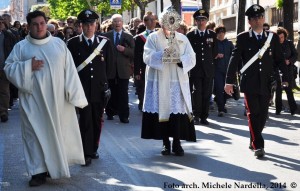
[
  {"xmin": 111, "ymin": 14, "xmax": 123, "ymax": 22},
  {"xmin": 47, "ymin": 23, "xmax": 55, "ymax": 31}
]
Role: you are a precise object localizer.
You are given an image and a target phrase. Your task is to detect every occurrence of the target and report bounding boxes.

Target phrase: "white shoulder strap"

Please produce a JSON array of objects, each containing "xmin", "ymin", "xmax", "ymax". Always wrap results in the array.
[
  {"xmin": 240, "ymin": 33, "xmax": 273, "ymax": 74},
  {"xmin": 77, "ymin": 39, "xmax": 107, "ymax": 72}
]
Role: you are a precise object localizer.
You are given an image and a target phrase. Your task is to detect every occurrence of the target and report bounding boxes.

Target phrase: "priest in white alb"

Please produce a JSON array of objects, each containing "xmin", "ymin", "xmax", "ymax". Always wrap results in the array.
[
  {"xmin": 4, "ymin": 11, "xmax": 88, "ymax": 187},
  {"xmin": 141, "ymin": 7, "xmax": 196, "ymax": 156}
]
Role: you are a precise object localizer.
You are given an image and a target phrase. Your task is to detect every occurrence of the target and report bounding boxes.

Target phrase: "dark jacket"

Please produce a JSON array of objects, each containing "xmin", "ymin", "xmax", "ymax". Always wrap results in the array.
[
  {"xmin": 226, "ymin": 30, "xmax": 288, "ymax": 95},
  {"xmin": 280, "ymin": 39, "xmax": 298, "ymax": 82},
  {"xmin": 103, "ymin": 30, "xmax": 134, "ymax": 79},
  {"xmin": 187, "ymin": 29, "xmax": 218, "ymax": 78},
  {"xmin": 214, "ymin": 38, "xmax": 234, "ymax": 73},
  {"xmin": 67, "ymin": 34, "xmax": 113, "ymax": 102},
  {"xmin": 1, "ymin": 30, "xmax": 17, "ymax": 69}
]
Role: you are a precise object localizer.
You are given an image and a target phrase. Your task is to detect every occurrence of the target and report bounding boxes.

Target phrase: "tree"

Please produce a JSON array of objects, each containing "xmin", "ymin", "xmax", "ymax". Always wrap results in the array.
[
  {"xmin": 133, "ymin": 0, "xmax": 156, "ymax": 19},
  {"xmin": 277, "ymin": 0, "xmax": 294, "ymax": 41},
  {"xmin": 170, "ymin": 0, "xmax": 181, "ymax": 15},
  {"xmin": 236, "ymin": 0, "xmax": 246, "ymax": 34},
  {"xmin": 47, "ymin": 0, "xmax": 133, "ymax": 20},
  {"xmin": 201, "ymin": 0, "xmax": 210, "ymax": 12}
]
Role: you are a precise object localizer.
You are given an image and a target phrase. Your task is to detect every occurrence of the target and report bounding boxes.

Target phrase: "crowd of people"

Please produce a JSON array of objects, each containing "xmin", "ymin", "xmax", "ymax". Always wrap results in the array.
[{"xmin": 0, "ymin": 4, "xmax": 299, "ymax": 187}]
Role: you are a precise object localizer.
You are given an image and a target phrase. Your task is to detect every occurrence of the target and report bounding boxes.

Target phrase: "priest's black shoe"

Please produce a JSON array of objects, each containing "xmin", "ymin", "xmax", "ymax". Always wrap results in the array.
[
  {"xmin": 120, "ymin": 118, "xmax": 129, "ymax": 123},
  {"xmin": 29, "ymin": 172, "xmax": 47, "ymax": 187},
  {"xmin": 91, "ymin": 152, "xmax": 99, "ymax": 159},
  {"xmin": 172, "ymin": 141, "xmax": 184, "ymax": 156},
  {"xmin": 161, "ymin": 140, "xmax": 170, "ymax": 155},
  {"xmin": 193, "ymin": 116, "xmax": 200, "ymax": 125},
  {"xmin": 82, "ymin": 157, "xmax": 92, "ymax": 166},
  {"xmin": 0, "ymin": 115, "xmax": 8, "ymax": 123},
  {"xmin": 200, "ymin": 119, "xmax": 209, "ymax": 125}
]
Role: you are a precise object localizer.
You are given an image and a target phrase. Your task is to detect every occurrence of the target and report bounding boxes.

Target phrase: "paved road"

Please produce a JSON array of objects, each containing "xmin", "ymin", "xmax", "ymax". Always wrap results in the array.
[{"xmin": 0, "ymin": 83, "xmax": 300, "ymax": 191}]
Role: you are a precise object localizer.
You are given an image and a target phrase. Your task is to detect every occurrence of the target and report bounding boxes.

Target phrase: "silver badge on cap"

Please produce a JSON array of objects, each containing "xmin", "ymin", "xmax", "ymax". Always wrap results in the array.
[
  {"xmin": 85, "ymin": 10, "xmax": 92, "ymax": 17},
  {"xmin": 253, "ymin": 5, "xmax": 260, "ymax": 12}
]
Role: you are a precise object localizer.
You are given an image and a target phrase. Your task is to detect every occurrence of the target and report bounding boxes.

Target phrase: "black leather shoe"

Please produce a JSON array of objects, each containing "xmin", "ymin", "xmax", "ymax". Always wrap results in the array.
[
  {"xmin": 91, "ymin": 152, "xmax": 99, "ymax": 159},
  {"xmin": 82, "ymin": 157, "xmax": 92, "ymax": 166},
  {"xmin": 107, "ymin": 116, "xmax": 114, "ymax": 120},
  {"xmin": 254, "ymin": 148, "xmax": 265, "ymax": 158},
  {"xmin": 172, "ymin": 143, "xmax": 184, "ymax": 156},
  {"xmin": 0, "ymin": 115, "xmax": 8, "ymax": 123},
  {"xmin": 193, "ymin": 116, "xmax": 200, "ymax": 125},
  {"xmin": 120, "ymin": 118, "xmax": 129, "ymax": 123},
  {"xmin": 29, "ymin": 172, "xmax": 47, "ymax": 187},
  {"xmin": 161, "ymin": 145, "xmax": 171, "ymax": 155},
  {"xmin": 249, "ymin": 144, "xmax": 254, "ymax": 151},
  {"xmin": 291, "ymin": 109, "xmax": 297, "ymax": 116},
  {"xmin": 275, "ymin": 111, "xmax": 281, "ymax": 115},
  {"xmin": 200, "ymin": 119, "xmax": 209, "ymax": 125}
]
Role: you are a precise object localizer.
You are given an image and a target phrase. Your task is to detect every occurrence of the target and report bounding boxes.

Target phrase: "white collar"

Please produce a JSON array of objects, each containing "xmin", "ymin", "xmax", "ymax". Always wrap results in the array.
[
  {"xmin": 83, "ymin": 34, "xmax": 95, "ymax": 43},
  {"xmin": 26, "ymin": 31, "xmax": 52, "ymax": 45}
]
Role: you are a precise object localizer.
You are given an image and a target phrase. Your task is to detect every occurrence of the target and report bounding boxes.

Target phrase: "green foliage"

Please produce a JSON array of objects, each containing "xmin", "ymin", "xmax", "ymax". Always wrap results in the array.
[
  {"xmin": 47, "ymin": 0, "xmax": 88, "ymax": 20},
  {"xmin": 46, "ymin": 0, "xmax": 133, "ymax": 20},
  {"xmin": 30, "ymin": 4, "xmax": 51, "ymax": 17},
  {"xmin": 275, "ymin": 0, "xmax": 283, "ymax": 9}
]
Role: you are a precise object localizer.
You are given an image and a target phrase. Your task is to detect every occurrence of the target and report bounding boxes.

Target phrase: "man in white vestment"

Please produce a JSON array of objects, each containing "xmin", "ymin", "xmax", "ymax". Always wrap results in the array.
[
  {"xmin": 4, "ymin": 11, "xmax": 88, "ymax": 187},
  {"xmin": 141, "ymin": 7, "xmax": 196, "ymax": 156}
]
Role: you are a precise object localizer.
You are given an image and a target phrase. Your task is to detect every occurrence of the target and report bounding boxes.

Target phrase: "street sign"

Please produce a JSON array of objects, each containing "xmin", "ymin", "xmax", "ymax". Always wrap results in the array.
[{"xmin": 110, "ymin": 0, "xmax": 122, "ymax": 10}]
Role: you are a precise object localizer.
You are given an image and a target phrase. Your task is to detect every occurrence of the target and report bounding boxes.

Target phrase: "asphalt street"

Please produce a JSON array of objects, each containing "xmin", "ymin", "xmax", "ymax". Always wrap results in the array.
[{"xmin": 0, "ymin": 82, "xmax": 299, "ymax": 191}]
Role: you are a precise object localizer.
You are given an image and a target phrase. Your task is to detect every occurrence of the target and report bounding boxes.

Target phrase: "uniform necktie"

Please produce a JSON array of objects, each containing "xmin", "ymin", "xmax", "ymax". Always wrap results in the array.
[
  {"xmin": 88, "ymin": 39, "xmax": 93, "ymax": 47},
  {"xmin": 115, "ymin": 32, "xmax": 120, "ymax": 46},
  {"xmin": 257, "ymin": 34, "xmax": 262, "ymax": 41},
  {"xmin": 200, "ymin": 31, "xmax": 204, "ymax": 37}
]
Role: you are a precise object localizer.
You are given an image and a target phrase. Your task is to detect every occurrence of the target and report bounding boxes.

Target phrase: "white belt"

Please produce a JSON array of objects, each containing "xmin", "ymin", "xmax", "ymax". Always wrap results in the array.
[
  {"xmin": 77, "ymin": 39, "xmax": 107, "ymax": 72},
  {"xmin": 240, "ymin": 33, "xmax": 273, "ymax": 74}
]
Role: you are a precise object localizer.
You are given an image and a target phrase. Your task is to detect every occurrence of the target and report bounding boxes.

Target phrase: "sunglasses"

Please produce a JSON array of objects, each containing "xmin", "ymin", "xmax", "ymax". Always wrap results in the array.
[
  {"xmin": 0, "ymin": 21, "xmax": 4, "ymax": 24},
  {"xmin": 50, "ymin": 31, "xmax": 55, "ymax": 34},
  {"xmin": 67, "ymin": 20, "xmax": 74, "ymax": 23}
]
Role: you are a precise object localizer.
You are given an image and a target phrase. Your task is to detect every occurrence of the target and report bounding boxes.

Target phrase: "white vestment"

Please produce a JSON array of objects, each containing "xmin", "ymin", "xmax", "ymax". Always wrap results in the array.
[
  {"xmin": 143, "ymin": 29, "xmax": 196, "ymax": 121},
  {"xmin": 4, "ymin": 33, "xmax": 88, "ymax": 179}
]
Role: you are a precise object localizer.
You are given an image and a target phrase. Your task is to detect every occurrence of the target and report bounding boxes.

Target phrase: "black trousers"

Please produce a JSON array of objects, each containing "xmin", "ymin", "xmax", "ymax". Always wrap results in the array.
[
  {"xmin": 275, "ymin": 80, "xmax": 297, "ymax": 113},
  {"xmin": 190, "ymin": 77, "xmax": 213, "ymax": 120},
  {"xmin": 244, "ymin": 93, "xmax": 269, "ymax": 150},
  {"xmin": 106, "ymin": 78, "xmax": 129, "ymax": 119},
  {"xmin": 135, "ymin": 78, "xmax": 145, "ymax": 108},
  {"xmin": 79, "ymin": 102, "xmax": 104, "ymax": 157},
  {"xmin": 214, "ymin": 71, "xmax": 227, "ymax": 112}
]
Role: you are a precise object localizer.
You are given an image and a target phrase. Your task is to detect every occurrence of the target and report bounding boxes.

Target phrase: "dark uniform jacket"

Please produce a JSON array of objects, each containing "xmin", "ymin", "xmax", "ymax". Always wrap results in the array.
[
  {"xmin": 133, "ymin": 31, "xmax": 150, "ymax": 79},
  {"xmin": 103, "ymin": 30, "xmax": 134, "ymax": 79},
  {"xmin": 67, "ymin": 34, "xmax": 113, "ymax": 102},
  {"xmin": 226, "ymin": 30, "xmax": 288, "ymax": 95},
  {"xmin": 187, "ymin": 29, "xmax": 218, "ymax": 78}
]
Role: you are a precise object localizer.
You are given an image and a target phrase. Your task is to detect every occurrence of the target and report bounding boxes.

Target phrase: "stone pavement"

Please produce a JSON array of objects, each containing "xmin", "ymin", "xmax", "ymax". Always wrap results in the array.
[{"xmin": 0, "ymin": 82, "xmax": 299, "ymax": 191}]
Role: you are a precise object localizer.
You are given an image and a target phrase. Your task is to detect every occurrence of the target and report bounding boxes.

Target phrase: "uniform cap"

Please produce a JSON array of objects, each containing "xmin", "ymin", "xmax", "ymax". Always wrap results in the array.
[
  {"xmin": 77, "ymin": 9, "xmax": 99, "ymax": 23},
  {"xmin": 193, "ymin": 9, "xmax": 209, "ymax": 20},
  {"xmin": 245, "ymin": 4, "xmax": 265, "ymax": 18}
]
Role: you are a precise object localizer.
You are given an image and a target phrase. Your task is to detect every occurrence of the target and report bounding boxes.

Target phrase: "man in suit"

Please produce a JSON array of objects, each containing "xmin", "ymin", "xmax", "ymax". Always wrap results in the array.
[
  {"xmin": 67, "ymin": 9, "xmax": 113, "ymax": 166},
  {"xmin": 224, "ymin": 4, "xmax": 288, "ymax": 158},
  {"xmin": 104, "ymin": 14, "xmax": 135, "ymax": 123},
  {"xmin": 0, "ymin": 16, "xmax": 17, "ymax": 123},
  {"xmin": 134, "ymin": 11, "xmax": 157, "ymax": 111},
  {"xmin": 187, "ymin": 9, "xmax": 218, "ymax": 125}
]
